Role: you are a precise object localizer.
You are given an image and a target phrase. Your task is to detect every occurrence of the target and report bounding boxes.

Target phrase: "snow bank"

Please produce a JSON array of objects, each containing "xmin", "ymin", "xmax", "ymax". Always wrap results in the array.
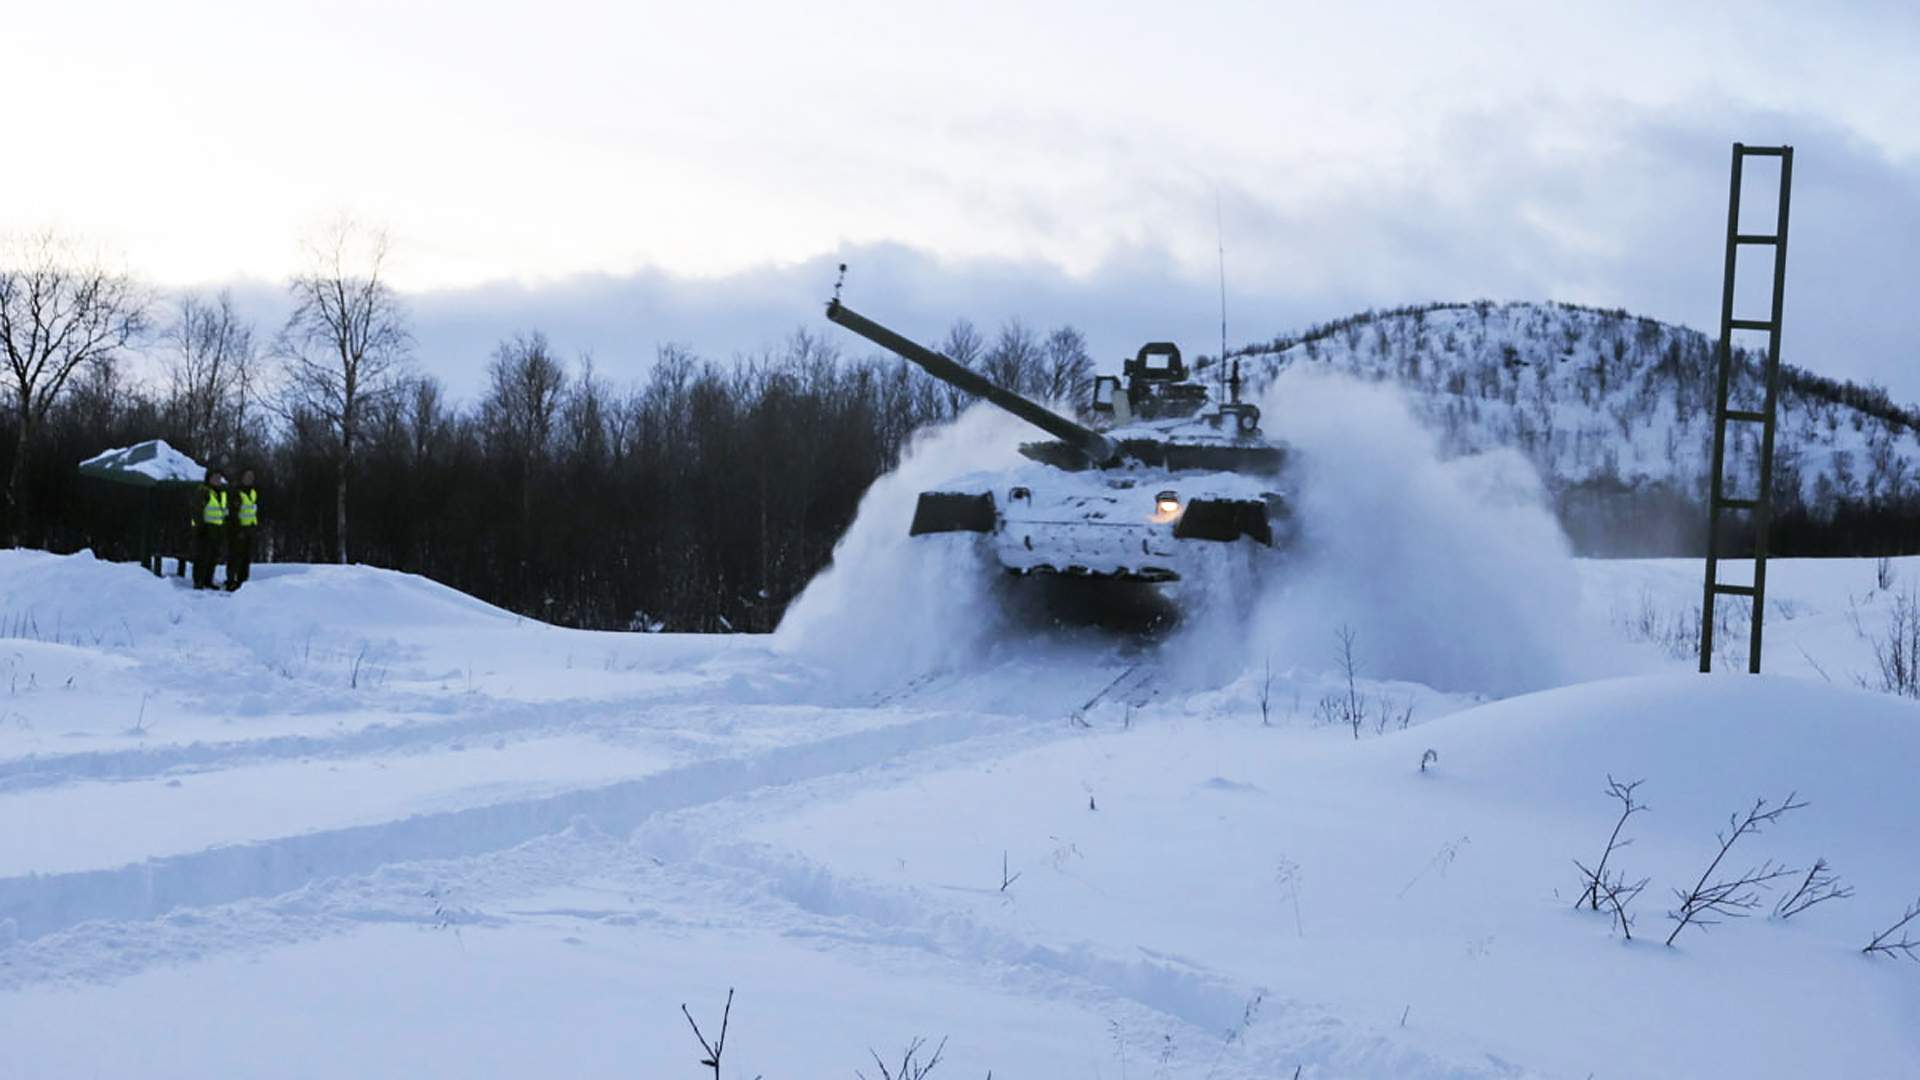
[
  {"xmin": 0, "ymin": 550, "xmax": 516, "ymax": 651},
  {"xmin": 752, "ymin": 671, "xmax": 1920, "ymax": 1078}
]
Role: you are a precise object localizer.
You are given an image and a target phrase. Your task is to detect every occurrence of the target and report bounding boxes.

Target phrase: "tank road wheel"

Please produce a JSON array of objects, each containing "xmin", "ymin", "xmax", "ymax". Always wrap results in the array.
[
  {"xmin": 1173, "ymin": 497, "xmax": 1282, "ymax": 546},
  {"xmin": 909, "ymin": 491, "xmax": 997, "ymax": 535}
]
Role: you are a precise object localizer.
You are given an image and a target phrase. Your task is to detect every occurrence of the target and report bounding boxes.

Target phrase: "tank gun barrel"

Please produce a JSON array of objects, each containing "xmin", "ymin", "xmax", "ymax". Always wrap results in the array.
[{"xmin": 827, "ymin": 299, "xmax": 1117, "ymax": 465}]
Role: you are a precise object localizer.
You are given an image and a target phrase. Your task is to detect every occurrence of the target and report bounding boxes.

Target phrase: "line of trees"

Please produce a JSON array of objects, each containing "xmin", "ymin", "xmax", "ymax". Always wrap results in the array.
[{"xmin": 0, "ymin": 225, "xmax": 1095, "ymax": 630}]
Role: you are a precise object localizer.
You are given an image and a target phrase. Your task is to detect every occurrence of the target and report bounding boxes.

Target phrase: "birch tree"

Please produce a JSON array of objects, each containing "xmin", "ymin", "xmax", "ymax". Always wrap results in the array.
[
  {"xmin": 0, "ymin": 232, "xmax": 147, "ymax": 545},
  {"xmin": 160, "ymin": 291, "xmax": 257, "ymax": 459},
  {"xmin": 276, "ymin": 221, "xmax": 412, "ymax": 563}
]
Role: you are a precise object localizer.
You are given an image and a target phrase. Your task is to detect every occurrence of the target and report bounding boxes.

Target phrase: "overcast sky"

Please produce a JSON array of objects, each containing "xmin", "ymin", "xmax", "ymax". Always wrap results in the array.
[{"xmin": 6, "ymin": 1, "xmax": 1916, "ymax": 398}]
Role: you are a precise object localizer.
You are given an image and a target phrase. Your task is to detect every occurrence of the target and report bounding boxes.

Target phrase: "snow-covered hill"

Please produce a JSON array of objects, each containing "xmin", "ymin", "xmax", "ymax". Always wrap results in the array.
[
  {"xmin": 1231, "ymin": 302, "xmax": 1920, "ymax": 552},
  {"xmin": 2, "ymin": 550, "xmax": 1918, "ymax": 1077}
]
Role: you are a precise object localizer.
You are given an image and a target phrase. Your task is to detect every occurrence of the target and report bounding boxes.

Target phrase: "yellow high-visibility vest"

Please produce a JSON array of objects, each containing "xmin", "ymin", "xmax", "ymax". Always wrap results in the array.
[
  {"xmin": 201, "ymin": 489, "xmax": 228, "ymax": 526},
  {"xmin": 237, "ymin": 489, "xmax": 259, "ymax": 527}
]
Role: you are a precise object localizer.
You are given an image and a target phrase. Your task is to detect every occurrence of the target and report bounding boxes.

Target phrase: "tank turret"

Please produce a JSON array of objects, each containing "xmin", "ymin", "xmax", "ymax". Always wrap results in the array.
[{"xmin": 823, "ymin": 295, "xmax": 1295, "ymax": 589}]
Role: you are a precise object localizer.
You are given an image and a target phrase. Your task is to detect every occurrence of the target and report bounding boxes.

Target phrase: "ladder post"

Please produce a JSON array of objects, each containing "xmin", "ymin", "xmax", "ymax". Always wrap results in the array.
[
  {"xmin": 1746, "ymin": 147, "xmax": 1793, "ymax": 674},
  {"xmin": 1700, "ymin": 143, "xmax": 1745, "ymax": 673}
]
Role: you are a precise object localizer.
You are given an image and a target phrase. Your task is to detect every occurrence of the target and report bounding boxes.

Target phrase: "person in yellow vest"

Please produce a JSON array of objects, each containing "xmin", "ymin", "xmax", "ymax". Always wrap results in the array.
[
  {"xmin": 226, "ymin": 467, "xmax": 260, "ymax": 592},
  {"xmin": 192, "ymin": 468, "xmax": 229, "ymax": 590}
]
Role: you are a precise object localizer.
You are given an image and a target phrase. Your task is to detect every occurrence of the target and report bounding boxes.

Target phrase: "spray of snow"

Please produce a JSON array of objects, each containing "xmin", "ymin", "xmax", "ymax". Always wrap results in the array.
[
  {"xmin": 781, "ymin": 370, "xmax": 1610, "ymax": 698},
  {"xmin": 773, "ymin": 406, "xmax": 1034, "ymax": 685},
  {"xmin": 1175, "ymin": 368, "xmax": 1603, "ymax": 695}
]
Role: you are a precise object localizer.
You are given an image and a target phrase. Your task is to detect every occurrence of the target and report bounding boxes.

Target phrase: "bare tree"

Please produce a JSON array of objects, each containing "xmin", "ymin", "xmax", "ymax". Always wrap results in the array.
[
  {"xmin": 403, "ymin": 375, "xmax": 451, "ymax": 466},
  {"xmin": 1322, "ymin": 624, "xmax": 1366, "ymax": 739},
  {"xmin": 1574, "ymin": 776, "xmax": 1647, "ymax": 912},
  {"xmin": 0, "ymin": 231, "xmax": 148, "ymax": 544},
  {"xmin": 160, "ymin": 291, "xmax": 257, "ymax": 459},
  {"xmin": 276, "ymin": 221, "xmax": 412, "ymax": 563},
  {"xmin": 1037, "ymin": 325, "xmax": 1094, "ymax": 406},
  {"xmin": 483, "ymin": 332, "xmax": 567, "ymax": 460},
  {"xmin": 1665, "ymin": 793, "xmax": 1805, "ymax": 946},
  {"xmin": 1864, "ymin": 587, "xmax": 1920, "ymax": 698},
  {"xmin": 983, "ymin": 319, "xmax": 1041, "ymax": 397},
  {"xmin": 936, "ymin": 320, "xmax": 984, "ymax": 418}
]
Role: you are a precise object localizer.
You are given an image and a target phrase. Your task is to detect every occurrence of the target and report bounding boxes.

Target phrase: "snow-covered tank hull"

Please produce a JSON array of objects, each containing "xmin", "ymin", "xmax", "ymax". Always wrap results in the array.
[{"xmin": 911, "ymin": 466, "xmax": 1292, "ymax": 582}]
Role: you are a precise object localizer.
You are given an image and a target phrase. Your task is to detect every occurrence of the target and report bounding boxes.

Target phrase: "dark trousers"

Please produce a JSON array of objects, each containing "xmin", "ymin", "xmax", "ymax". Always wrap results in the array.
[
  {"xmin": 193, "ymin": 526, "xmax": 224, "ymax": 589},
  {"xmin": 227, "ymin": 529, "xmax": 255, "ymax": 590}
]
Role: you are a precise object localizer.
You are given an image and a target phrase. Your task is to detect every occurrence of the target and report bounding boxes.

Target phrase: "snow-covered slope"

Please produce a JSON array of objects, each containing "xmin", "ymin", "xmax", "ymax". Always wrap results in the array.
[
  {"xmin": 2, "ymin": 549, "xmax": 1918, "ymax": 1078},
  {"xmin": 1233, "ymin": 302, "xmax": 1920, "ymax": 551}
]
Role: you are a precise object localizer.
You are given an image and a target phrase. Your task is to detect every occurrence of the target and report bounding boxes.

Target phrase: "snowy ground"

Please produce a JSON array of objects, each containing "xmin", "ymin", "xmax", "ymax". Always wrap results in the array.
[{"xmin": 2, "ymin": 547, "xmax": 1916, "ymax": 1079}]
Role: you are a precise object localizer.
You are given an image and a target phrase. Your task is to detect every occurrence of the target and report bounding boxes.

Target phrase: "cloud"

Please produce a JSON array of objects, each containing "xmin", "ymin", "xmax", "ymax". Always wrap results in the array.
[{"xmin": 184, "ymin": 100, "xmax": 1920, "ymax": 406}]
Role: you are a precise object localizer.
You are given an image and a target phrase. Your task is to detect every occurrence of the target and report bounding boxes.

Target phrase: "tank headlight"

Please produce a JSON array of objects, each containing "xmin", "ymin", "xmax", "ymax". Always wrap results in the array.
[{"xmin": 1155, "ymin": 491, "xmax": 1181, "ymax": 516}]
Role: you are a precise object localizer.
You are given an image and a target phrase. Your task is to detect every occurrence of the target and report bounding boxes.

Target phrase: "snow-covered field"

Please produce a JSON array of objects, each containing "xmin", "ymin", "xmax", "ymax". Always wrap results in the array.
[
  {"xmin": 6, "ymin": 381, "xmax": 1920, "ymax": 1078},
  {"xmin": 1, "ymin": 546, "xmax": 1916, "ymax": 1079}
]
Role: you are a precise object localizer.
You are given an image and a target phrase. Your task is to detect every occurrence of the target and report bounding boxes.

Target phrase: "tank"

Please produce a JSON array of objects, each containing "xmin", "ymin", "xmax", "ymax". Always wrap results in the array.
[{"xmin": 826, "ymin": 299, "xmax": 1295, "ymax": 584}]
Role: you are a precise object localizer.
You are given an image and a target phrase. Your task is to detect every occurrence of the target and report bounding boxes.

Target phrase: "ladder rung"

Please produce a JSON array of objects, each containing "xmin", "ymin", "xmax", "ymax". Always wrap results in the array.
[
  {"xmin": 1716, "ymin": 498, "xmax": 1759, "ymax": 511},
  {"xmin": 1734, "ymin": 234, "xmax": 1780, "ymax": 245},
  {"xmin": 1736, "ymin": 145, "xmax": 1789, "ymax": 157},
  {"xmin": 1724, "ymin": 409, "xmax": 1768, "ymax": 423},
  {"xmin": 1712, "ymin": 583, "xmax": 1758, "ymax": 597},
  {"xmin": 1729, "ymin": 318, "xmax": 1775, "ymax": 331}
]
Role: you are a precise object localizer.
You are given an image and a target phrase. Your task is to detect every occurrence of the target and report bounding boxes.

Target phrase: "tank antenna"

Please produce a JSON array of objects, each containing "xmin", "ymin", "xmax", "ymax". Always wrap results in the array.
[
  {"xmin": 1215, "ymin": 190, "xmax": 1229, "ymax": 400},
  {"xmin": 833, "ymin": 262, "xmax": 848, "ymax": 303}
]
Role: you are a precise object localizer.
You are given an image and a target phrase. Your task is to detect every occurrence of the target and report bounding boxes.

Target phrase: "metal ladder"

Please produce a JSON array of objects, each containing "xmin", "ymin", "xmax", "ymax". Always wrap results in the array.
[{"xmin": 1700, "ymin": 143, "xmax": 1794, "ymax": 673}]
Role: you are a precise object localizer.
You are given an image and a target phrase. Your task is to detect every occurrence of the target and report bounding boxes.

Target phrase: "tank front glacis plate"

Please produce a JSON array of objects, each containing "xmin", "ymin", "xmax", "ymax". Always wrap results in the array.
[{"xmin": 994, "ymin": 499, "xmax": 1181, "ymax": 579}]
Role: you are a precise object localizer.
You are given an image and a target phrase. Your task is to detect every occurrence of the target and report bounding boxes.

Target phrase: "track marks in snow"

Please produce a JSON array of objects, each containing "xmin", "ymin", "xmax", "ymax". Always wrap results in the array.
[
  {"xmin": 633, "ymin": 836, "xmax": 1542, "ymax": 1080},
  {"xmin": 0, "ymin": 708, "xmax": 1033, "ymax": 941}
]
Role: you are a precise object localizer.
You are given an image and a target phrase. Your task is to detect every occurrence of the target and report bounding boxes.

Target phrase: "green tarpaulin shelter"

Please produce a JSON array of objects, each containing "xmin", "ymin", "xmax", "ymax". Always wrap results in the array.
[{"xmin": 77, "ymin": 439, "xmax": 208, "ymax": 575}]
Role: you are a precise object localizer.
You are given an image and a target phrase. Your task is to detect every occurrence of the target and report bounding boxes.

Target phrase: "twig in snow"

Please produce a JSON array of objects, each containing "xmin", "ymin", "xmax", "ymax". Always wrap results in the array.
[
  {"xmin": 680, "ymin": 988, "xmax": 740, "ymax": 1080},
  {"xmin": 1259, "ymin": 654, "xmax": 1274, "ymax": 727},
  {"xmin": 1397, "ymin": 836, "xmax": 1469, "ymax": 899},
  {"xmin": 1153, "ymin": 1033, "xmax": 1176, "ymax": 1080},
  {"xmin": 1275, "ymin": 858, "xmax": 1304, "ymax": 938},
  {"xmin": 857, "ymin": 1035, "xmax": 947, "ymax": 1080},
  {"xmin": 1336, "ymin": 624, "xmax": 1363, "ymax": 740},
  {"xmin": 1575, "ymin": 776, "xmax": 1646, "ymax": 912},
  {"xmin": 1665, "ymin": 792, "xmax": 1806, "ymax": 946},
  {"xmin": 1863, "ymin": 896, "xmax": 1920, "ymax": 961},
  {"xmin": 1573, "ymin": 860, "xmax": 1649, "ymax": 940},
  {"xmin": 999, "ymin": 851, "xmax": 1021, "ymax": 893},
  {"xmin": 1203, "ymin": 993, "xmax": 1262, "ymax": 1080},
  {"xmin": 1865, "ymin": 587, "xmax": 1920, "ymax": 698},
  {"xmin": 1773, "ymin": 857, "xmax": 1853, "ymax": 920},
  {"xmin": 1794, "ymin": 642, "xmax": 1832, "ymax": 684}
]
